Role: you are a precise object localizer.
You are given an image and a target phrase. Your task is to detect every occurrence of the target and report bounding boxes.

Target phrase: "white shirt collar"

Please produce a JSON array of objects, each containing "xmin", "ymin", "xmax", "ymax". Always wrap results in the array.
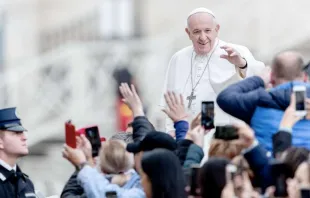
[{"xmin": 0, "ymin": 159, "xmax": 16, "ymax": 171}]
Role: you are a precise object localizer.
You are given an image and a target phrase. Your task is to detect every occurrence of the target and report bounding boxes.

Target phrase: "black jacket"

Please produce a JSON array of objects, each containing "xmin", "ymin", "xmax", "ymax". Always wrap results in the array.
[
  {"xmin": 0, "ymin": 165, "xmax": 35, "ymax": 198},
  {"xmin": 175, "ymin": 139, "xmax": 193, "ymax": 166},
  {"xmin": 272, "ymin": 131, "xmax": 292, "ymax": 157},
  {"xmin": 132, "ymin": 116, "xmax": 155, "ymax": 142},
  {"xmin": 61, "ymin": 170, "xmax": 86, "ymax": 198},
  {"xmin": 183, "ymin": 144, "xmax": 204, "ymax": 168}
]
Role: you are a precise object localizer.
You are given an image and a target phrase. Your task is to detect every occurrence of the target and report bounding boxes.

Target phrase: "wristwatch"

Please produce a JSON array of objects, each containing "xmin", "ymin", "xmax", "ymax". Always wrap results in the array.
[{"xmin": 239, "ymin": 58, "xmax": 248, "ymax": 69}]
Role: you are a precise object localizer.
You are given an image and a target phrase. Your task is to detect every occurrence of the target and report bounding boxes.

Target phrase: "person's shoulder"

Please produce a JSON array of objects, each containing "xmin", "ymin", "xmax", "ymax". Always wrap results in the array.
[{"xmin": 172, "ymin": 45, "xmax": 193, "ymax": 58}]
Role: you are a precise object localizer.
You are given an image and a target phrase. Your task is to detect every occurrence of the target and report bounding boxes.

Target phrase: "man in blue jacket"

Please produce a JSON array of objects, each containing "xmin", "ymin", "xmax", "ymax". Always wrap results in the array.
[{"xmin": 216, "ymin": 51, "xmax": 310, "ymax": 151}]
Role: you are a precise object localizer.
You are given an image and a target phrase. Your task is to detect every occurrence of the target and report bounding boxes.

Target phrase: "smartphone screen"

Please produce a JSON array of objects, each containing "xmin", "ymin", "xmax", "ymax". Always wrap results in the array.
[
  {"xmin": 201, "ymin": 101, "xmax": 214, "ymax": 130},
  {"xmin": 295, "ymin": 90, "xmax": 306, "ymax": 111},
  {"xmin": 190, "ymin": 164, "xmax": 201, "ymax": 196},
  {"xmin": 65, "ymin": 121, "xmax": 76, "ymax": 148},
  {"xmin": 85, "ymin": 126, "xmax": 101, "ymax": 157},
  {"xmin": 214, "ymin": 125, "xmax": 239, "ymax": 140}
]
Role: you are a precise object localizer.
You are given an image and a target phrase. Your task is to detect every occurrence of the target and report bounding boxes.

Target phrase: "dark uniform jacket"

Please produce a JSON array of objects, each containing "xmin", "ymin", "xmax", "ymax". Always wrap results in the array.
[{"xmin": 0, "ymin": 164, "xmax": 35, "ymax": 198}]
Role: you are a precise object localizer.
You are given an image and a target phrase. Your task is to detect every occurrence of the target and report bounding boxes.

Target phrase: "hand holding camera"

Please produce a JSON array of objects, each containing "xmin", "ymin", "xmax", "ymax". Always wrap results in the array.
[
  {"xmin": 76, "ymin": 134, "xmax": 92, "ymax": 162},
  {"xmin": 214, "ymin": 123, "xmax": 255, "ymax": 150},
  {"xmin": 280, "ymin": 93, "xmax": 305, "ymax": 129}
]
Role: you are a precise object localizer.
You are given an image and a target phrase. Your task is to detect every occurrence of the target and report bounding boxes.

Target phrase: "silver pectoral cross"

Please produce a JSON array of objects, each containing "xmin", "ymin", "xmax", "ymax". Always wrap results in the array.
[{"xmin": 187, "ymin": 91, "xmax": 196, "ymax": 109}]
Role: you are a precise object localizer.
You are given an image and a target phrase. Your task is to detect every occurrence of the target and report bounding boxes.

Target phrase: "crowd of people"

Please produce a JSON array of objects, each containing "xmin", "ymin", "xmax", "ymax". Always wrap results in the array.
[
  {"xmin": 0, "ymin": 6, "xmax": 310, "ymax": 198},
  {"xmin": 60, "ymin": 64, "xmax": 310, "ymax": 198}
]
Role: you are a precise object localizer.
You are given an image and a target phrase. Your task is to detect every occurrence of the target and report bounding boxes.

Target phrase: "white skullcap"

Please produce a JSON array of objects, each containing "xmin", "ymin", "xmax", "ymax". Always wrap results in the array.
[{"xmin": 187, "ymin": 7, "xmax": 216, "ymax": 19}]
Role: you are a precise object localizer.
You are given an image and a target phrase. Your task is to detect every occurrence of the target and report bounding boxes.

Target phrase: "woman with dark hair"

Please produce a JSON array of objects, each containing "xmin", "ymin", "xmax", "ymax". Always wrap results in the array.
[
  {"xmin": 140, "ymin": 148, "xmax": 186, "ymax": 198},
  {"xmin": 199, "ymin": 157, "xmax": 230, "ymax": 198},
  {"xmin": 282, "ymin": 147, "xmax": 310, "ymax": 177}
]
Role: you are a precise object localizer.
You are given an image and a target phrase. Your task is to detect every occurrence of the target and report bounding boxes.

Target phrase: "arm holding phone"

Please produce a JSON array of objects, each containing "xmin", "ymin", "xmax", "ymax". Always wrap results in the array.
[
  {"xmin": 272, "ymin": 93, "xmax": 301, "ymax": 158},
  {"xmin": 183, "ymin": 126, "xmax": 205, "ymax": 168},
  {"xmin": 76, "ymin": 135, "xmax": 95, "ymax": 167},
  {"xmin": 228, "ymin": 123, "xmax": 274, "ymax": 192}
]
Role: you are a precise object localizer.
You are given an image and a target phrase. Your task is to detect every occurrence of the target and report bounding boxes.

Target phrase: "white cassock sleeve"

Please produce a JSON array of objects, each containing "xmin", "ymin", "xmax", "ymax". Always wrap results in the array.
[
  {"xmin": 231, "ymin": 44, "xmax": 265, "ymax": 78},
  {"xmin": 159, "ymin": 53, "xmax": 178, "ymax": 132}
]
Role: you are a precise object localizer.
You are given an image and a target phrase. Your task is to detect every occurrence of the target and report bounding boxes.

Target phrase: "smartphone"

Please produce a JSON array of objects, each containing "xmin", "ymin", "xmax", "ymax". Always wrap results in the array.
[
  {"xmin": 190, "ymin": 164, "xmax": 201, "ymax": 196},
  {"xmin": 105, "ymin": 191, "xmax": 117, "ymax": 198},
  {"xmin": 293, "ymin": 85, "xmax": 307, "ymax": 117},
  {"xmin": 65, "ymin": 120, "xmax": 76, "ymax": 148},
  {"xmin": 201, "ymin": 101, "xmax": 215, "ymax": 130},
  {"xmin": 214, "ymin": 125, "xmax": 239, "ymax": 140},
  {"xmin": 85, "ymin": 126, "xmax": 101, "ymax": 157},
  {"xmin": 271, "ymin": 162, "xmax": 290, "ymax": 197}
]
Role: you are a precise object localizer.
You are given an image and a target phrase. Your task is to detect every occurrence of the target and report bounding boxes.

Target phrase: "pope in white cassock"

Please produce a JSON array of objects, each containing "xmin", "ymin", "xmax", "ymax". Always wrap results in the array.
[{"xmin": 160, "ymin": 8, "xmax": 265, "ymax": 156}]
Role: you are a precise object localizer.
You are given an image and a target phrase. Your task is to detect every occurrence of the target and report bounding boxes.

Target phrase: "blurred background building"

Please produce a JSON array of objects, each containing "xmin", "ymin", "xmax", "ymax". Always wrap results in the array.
[{"xmin": 1, "ymin": 0, "xmax": 310, "ymax": 196}]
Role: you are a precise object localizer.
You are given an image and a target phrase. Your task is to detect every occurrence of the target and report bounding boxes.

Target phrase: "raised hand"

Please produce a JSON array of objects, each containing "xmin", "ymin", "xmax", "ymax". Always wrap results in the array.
[
  {"xmin": 280, "ymin": 93, "xmax": 304, "ymax": 128},
  {"xmin": 220, "ymin": 45, "xmax": 247, "ymax": 69},
  {"xmin": 162, "ymin": 92, "xmax": 188, "ymax": 122},
  {"xmin": 232, "ymin": 122, "xmax": 255, "ymax": 149},
  {"xmin": 119, "ymin": 83, "xmax": 144, "ymax": 117}
]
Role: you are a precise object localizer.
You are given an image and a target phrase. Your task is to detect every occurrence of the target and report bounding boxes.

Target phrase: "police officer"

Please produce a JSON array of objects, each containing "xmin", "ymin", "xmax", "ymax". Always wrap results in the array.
[{"xmin": 0, "ymin": 107, "xmax": 36, "ymax": 198}]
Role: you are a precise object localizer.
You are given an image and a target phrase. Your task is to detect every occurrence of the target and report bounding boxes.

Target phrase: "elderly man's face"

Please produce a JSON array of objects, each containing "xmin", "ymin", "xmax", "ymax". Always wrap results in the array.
[
  {"xmin": 186, "ymin": 13, "xmax": 219, "ymax": 55},
  {"xmin": 0, "ymin": 131, "xmax": 29, "ymax": 157}
]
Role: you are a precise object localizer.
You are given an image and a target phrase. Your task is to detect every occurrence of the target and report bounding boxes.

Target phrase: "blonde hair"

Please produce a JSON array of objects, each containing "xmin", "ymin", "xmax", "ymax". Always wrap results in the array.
[
  {"xmin": 99, "ymin": 140, "xmax": 134, "ymax": 174},
  {"xmin": 208, "ymin": 139, "xmax": 243, "ymax": 160}
]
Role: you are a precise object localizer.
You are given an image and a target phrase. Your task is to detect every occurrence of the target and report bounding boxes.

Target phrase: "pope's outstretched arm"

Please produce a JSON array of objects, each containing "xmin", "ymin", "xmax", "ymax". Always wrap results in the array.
[{"xmin": 232, "ymin": 44, "xmax": 265, "ymax": 78}]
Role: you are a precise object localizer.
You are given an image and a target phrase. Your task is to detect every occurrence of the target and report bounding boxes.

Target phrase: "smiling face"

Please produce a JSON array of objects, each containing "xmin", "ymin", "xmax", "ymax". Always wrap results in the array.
[{"xmin": 186, "ymin": 12, "xmax": 220, "ymax": 55}]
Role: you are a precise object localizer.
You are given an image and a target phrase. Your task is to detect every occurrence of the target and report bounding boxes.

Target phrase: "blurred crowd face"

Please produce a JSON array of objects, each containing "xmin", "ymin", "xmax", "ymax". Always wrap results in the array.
[
  {"xmin": 0, "ymin": 131, "xmax": 28, "ymax": 158},
  {"xmin": 186, "ymin": 12, "xmax": 220, "ymax": 55}
]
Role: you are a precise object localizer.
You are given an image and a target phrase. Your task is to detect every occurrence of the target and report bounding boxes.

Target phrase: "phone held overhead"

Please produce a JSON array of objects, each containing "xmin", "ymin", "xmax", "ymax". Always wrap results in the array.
[
  {"xmin": 65, "ymin": 120, "xmax": 105, "ymax": 157},
  {"xmin": 201, "ymin": 101, "xmax": 215, "ymax": 130},
  {"xmin": 293, "ymin": 85, "xmax": 307, "ymax": 117}
]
